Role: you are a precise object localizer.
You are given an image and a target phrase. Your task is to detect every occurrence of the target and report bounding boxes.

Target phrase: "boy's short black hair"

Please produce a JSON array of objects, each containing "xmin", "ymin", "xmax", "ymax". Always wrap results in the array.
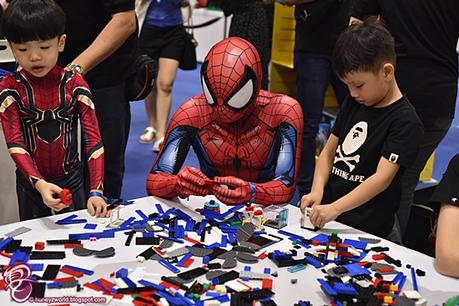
[
  {"xmin": 332, "ymin": 18, "xmax": 396, "ymax": 79},
  {"xmin": 2, "ymin": 0, "xmax": 66, "ymax": 43}
]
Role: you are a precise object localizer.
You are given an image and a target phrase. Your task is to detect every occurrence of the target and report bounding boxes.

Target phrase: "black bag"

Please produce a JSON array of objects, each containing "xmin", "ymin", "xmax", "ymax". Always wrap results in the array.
[
  {"xmin": 179, "ymin": 8, "xmax": 198, "ymax": 71},
  {"xmin": 294, "ymin": 0, "xmax": 336, "ymax": 28},
  {"xmin": 126, "ymin": 54, "xmax": 157, "ymax": 101}
]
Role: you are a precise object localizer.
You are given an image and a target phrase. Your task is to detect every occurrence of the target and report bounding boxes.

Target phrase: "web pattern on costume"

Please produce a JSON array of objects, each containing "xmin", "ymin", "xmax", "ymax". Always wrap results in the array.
[{"xmin": 0, "ymin": 69, "xmax": 104, "ymax": 190}]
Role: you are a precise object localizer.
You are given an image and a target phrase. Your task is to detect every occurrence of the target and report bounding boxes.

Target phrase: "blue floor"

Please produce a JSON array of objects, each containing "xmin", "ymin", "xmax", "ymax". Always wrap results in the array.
[{"xmin": 122, "ymin": 66, "xmax": 459, "ymax": 203}]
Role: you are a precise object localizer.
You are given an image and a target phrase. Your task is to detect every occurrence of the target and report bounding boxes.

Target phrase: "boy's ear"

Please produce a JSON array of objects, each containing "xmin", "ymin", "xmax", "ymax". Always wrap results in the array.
[
  {"xmin": 382, "ymin": 63, "xmax": 395, "ymax": 80},
  {"xmin": 58, "ymin": 34, "xmax": 66, "ymax": 52}
]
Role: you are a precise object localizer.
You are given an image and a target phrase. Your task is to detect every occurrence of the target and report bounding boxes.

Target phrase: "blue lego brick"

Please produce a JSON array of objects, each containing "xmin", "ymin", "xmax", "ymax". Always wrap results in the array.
[
  {"xmin": 122, "ymin": 277, "xmax": 137, "ymax": 288},
  {"xmin": 175, "ymin": 225, "xmax": 185, "ymax": 239},
  {"xmin": 136, "ymin": 210, "xmax": 149, "ymax": 220},
  {"xmin": 84, "ymin": 223, "xmax": 97, "ymax": 230},
  {"xmin": 343, "ymin": 263, "xmax": 370, "ymax": 276},
  {"xmin": 47, "ymin": 282, "xmax": 63, "ymax": 289},
  {"xmin": 155, "ymin": 222, "xmax": 172, "ymax": 232},
  {"xmin": 333, "ymin": 282, "xmax": 358, "ymax": 296},
  {"xmin": 172, "ymin": 208, "xmax": 192, "ymax": 221},
  {"xmin": 277, "ymin": 229, "xmax": 304, "ymax": 241},
  {"xmin": 155, "ymin": 203, "xmax": 165, "ymax": 214},
  {"xmin": 29, "ymin": 264, "xmax": 44, "ymax": 271},
  {"xmin": 391, "ymin": 271, "xmax": 404, "ymax": 285},
  {"xmin": 138, "ymin": 279, "xmax": 165, "ymax": 291},
  {"xmin": 228, "ymin": 233, "xmax": 236, "ymax": 244},
  {"xmin": 157, "ymin": 235, "xmax": 184, "ymax": 244},
  {"xmin": 220, "ymin": 235, "xmax": 228, "ymax": 248},
  {"xmin": 63, "ymin": 265, "xmax": 94, "ymax": 275},
  {"xmin": 398, "ymin": 274, "xmax": 407, "ymax": 291},
  {"xmin": 56, "ymin": 218, "xmax": 87, "ymax": 225},
  {"xmin": 120, "ymin": 217, "xmax": 136, "ymax": 228},
  {"xmin": 264, "ymin": 268, "xmax": 271, "ymax": 275},
  {"xmin": 177, "ymin": 253, "xmax": 193, "ymax": 267},
  {"xmin": 116, "ymin": 268, "xmax": 129, "ymax": 279},
  {"xmin": 410, "ymin": 267, "xmax": 418, "ymax": 291},
  {"xmin": 185, "ymin": 220, "xmax": 195, "ymax": 231},
  {"xmin": 197, "ymin": 220, "xmax": 208, "ymax": 235},
  {"xmin": 159, "ymin": 258, "xmax": 181, "ymax": 274},
  {"xmin": 143, "ymin": 232, "xmax": 155, "ymax": 238},
  {"xmin": 206, "ymin": 243, "xmax": 220, "ymax": 249},
  {"xmin": 305, "ymin": 256, "xmax": 323, "ymax": 269},
  {"xmin": 0, "ymin": 237, "xmax": 13, "ymax": 251},
  {"xmin": 318, "ymin": 279, "xmax": 337, "ymax": 297},
  {"xmin": 310, "ymin": 233, "xmax": 329, "ymax": 244},
  {"xmin": 343, "ymin": 239, "xmax": 367, "ymax": 250},
  {"xmin": 9, "ymin": 250, "xmax": 29, "ymax": 265}
]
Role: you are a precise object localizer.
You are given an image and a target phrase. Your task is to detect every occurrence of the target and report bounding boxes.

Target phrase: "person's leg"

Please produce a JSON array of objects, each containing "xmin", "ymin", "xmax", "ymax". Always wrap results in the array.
[
  {"xmin": 16, "ymin": 170, "xmax": 51, "ymax": 221},
  {"xmin": 398, "ymin": 118, "xmax": 453, "ymax": 242},
  {"xmin": 153, "ymin": 57, "xmax": 180, "ymax": 145},
  {"xmin": 294, "ymin": 52, "xmax": 332, "ymax": 197},
  {"xmin": 139, "ymin": 88, "xmax": 157, "ymax": 143},
  {"xmin": 91, "ymin": 82, "xmax": 130, "ymax": 199}
]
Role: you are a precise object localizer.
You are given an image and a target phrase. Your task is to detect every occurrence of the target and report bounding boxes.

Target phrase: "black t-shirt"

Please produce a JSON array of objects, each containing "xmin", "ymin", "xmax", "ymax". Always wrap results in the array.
[
  {"xmin": 56, "ymin": 0, "xmax": 138, "ymax": 89},
  {"xmin": 323, "ymin": 96, "xmax": 423, "ymax": 237},
  {"xmin": 351, "ymin": 0, "xmax": 459, "ymax": 121},
  {"xmin": 430, "ymin": 153, "xmax": 459, "ymax": 207},
  {"xmin": 294, "ymin": 0, "xmax": 353, "ymax": 55}
]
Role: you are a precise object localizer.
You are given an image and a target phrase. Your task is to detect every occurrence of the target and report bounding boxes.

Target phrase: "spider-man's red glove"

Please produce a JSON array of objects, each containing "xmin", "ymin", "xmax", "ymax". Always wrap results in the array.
[
  {"xmin": 176, "ymin": 166, "xmax": 211, "ymax": 198},
  {"xmin": 212, "ymin": 176, "xmax": 256, "ymax": 205}
]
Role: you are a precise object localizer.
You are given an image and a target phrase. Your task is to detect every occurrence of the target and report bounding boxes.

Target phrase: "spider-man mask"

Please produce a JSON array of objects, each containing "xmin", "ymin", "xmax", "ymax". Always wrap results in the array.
[{"xmin": 201, "ymin": 37, "xmax": 262, "ymax": 124}]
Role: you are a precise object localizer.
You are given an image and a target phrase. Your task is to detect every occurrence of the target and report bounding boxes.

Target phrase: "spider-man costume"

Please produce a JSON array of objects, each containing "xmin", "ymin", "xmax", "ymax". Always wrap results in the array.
[
  {"xmin": 146, "ymin": 37, "xmax": 303, "ymax": 205},
  {"xmin": 0, "ymin": 66, "xmax": 104, "ymax": 191}
]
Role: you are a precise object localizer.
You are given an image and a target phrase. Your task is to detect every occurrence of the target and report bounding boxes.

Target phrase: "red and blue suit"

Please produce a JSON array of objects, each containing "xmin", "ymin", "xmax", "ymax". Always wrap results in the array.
[
  {"xmin": 147, "ymin": 37, "xmax": 303, "ymax": 205},
  {"xmin": 0, "ymin": 66, "xmax": 104, "ymax": 219}
]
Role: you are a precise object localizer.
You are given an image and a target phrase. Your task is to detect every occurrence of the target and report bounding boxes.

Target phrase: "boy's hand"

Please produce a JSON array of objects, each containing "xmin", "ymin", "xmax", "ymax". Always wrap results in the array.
[
  {"xmin": 300, "ymin": 191, "xmax": 323, "ymax": 213},
  {"xmin": 309, "ymin": 204, "xmax": 340, "ymax": 228},
  {"xmin": 87, "ymin": 193, "xmax": 109, "ymax": 218},
  {"xmin": 176, "ymin": 166, "xmax": 210, "ymax": 198},
  {"xmin": 35, "ymin": 179, "xmax": 68, "ymax": 212}
]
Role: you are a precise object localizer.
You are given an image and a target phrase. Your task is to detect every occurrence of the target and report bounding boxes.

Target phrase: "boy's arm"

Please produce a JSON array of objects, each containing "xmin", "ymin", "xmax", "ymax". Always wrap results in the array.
[
  {"xmin": 300, "ymin": 134, "xmax": 338, "ymax": 212},
  {"xmin": 73, "ymin": 83, "xmax": 104, "ymax": 192},
  {"xmin": 309, "ymin": 156, "xmax": 399, "ymax": 228},
  {"xmin": 0, "ymin": 89, "xmax": 44, "ymax": 185},
  {"xmin": 435, "ymin": 203, "xmax": 459, "ymax": 278}
]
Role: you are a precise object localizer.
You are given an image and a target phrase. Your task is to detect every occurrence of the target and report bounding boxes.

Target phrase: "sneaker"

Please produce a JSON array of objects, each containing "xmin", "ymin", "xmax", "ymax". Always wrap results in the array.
[{"xmin": 139, "ymin": 127, "xmax": 156, "ymax": 143}]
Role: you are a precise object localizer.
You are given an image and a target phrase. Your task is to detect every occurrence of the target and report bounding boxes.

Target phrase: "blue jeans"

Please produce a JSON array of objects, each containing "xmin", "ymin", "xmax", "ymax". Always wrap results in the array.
[{"xmin": 294, "ymin": 52, "xmax": 348, "ymax": 197}]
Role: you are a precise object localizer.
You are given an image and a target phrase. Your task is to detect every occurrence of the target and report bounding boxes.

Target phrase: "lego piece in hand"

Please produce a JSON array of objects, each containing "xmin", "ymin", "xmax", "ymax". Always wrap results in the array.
[{"xmin": 59, "ymin": 188, "xmax": 72, "ymax": 206}]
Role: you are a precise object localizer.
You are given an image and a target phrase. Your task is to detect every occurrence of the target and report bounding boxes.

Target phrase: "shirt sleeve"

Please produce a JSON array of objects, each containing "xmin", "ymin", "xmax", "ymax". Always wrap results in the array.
[
  {"xmin": 381, "ymin": 105, "xmax": 423, "ymax": 168},
  {"xmin": 102, "ymin": 0, "xmax": 135, "ymax": 15},
  {"xmin": 0, "ymin": 78, "xmax": 44, "ymax": 185}
]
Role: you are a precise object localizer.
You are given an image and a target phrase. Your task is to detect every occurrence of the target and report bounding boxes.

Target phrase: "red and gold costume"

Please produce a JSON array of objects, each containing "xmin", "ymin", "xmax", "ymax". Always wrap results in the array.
[
  {"xmin": 147, "ymin": 38, "xmax": 303, "ymax": 205},
  {"xmin": 0, "ymin": 66, "xmax": 104, "ymax": 190}
]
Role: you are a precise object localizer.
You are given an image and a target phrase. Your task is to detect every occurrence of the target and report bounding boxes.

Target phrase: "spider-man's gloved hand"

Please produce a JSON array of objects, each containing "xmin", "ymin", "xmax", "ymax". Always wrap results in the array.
[
  {"xmin": 212, "ymin": 176, "xmax": 256, "ymax": 205},
  {"xmin": 176, "ymin": 166, "xmax": 211, "ymax": 198}
]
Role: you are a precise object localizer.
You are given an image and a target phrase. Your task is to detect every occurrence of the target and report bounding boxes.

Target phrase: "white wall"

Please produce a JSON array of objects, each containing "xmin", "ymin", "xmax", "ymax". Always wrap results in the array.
[{"xmin": 0, "ymin": 126, "xmax": 19, "ymax": 225}]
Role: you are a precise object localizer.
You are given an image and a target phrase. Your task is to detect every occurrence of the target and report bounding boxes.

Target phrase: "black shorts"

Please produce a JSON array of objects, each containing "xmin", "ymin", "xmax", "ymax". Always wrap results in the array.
[{"xmin": 139, "ymin": 24, "xmax": 186, "ymax": 61}]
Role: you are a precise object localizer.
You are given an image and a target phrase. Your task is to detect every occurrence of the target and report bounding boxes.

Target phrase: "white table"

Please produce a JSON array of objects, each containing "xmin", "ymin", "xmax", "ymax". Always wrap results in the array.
[{"xmin": 0, "ymin": 196, "xmax": 458, "ymax": 305}]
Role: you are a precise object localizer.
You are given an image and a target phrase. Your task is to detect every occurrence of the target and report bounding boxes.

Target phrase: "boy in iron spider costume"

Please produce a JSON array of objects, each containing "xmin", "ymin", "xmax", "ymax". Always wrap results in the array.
[
  {"xmin": 147, "ymin": 37, "xmax": 303, "ymax": 206},
  {"xmin": 0, "ymin": 0, "xmax": 108, "ymax": 220}
]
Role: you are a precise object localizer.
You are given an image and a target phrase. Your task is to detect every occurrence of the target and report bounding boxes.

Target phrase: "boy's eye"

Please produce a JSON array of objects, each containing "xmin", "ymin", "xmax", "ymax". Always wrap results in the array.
[
  {"xmin": 17, "ymin": 48, "xmax": 27, "ymax": 52},
  {"xmin": 356, "ymin": 84, "xmax": 364, "ymax": 88},
  {"xmin": 40, "ymin": 46, "xmax": 50, "ymax": 50}
]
